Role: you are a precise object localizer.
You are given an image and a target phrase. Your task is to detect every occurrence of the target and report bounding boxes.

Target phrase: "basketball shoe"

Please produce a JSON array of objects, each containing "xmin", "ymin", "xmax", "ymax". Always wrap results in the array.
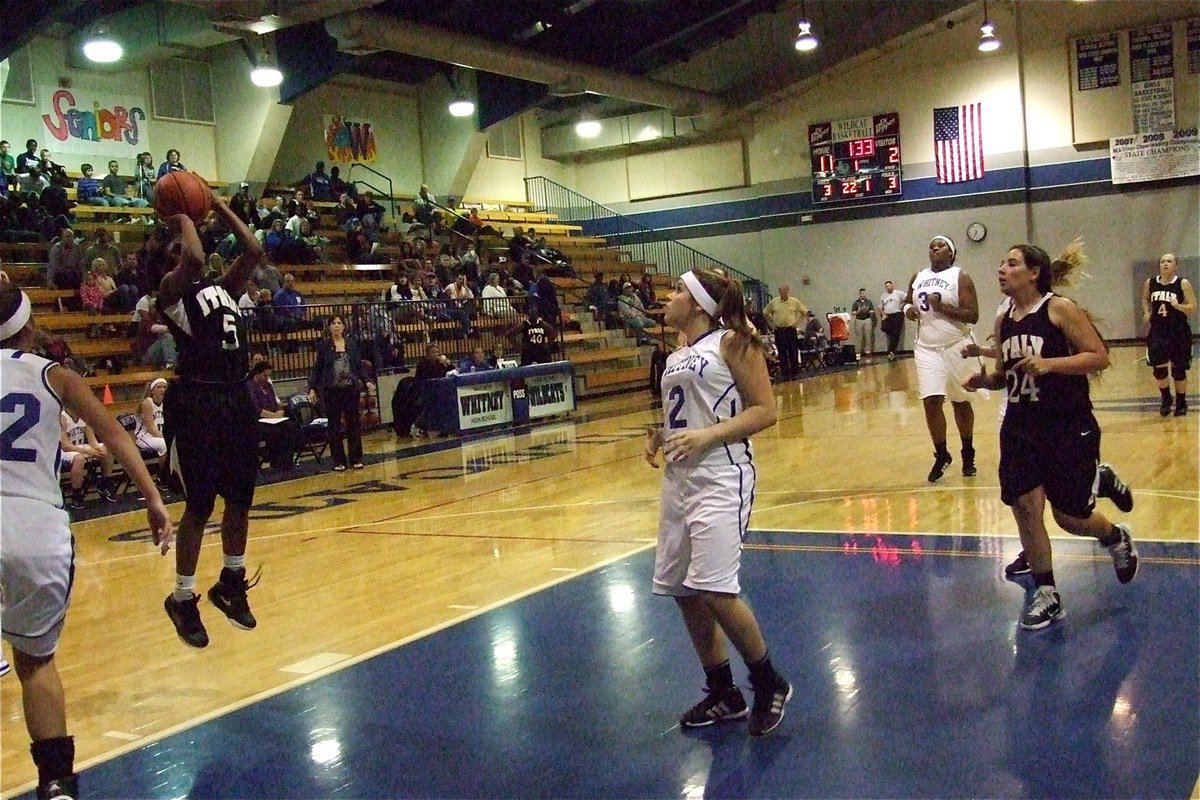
[
  {"xmin": 1097, "ymin": 463, "xmax": 1133, "ymax": 513},
  {"xmin": 0, "ymin": 657, "xmax": 9, "ymax": 676},
  {"xmin": 36, "ymin": 775, "xmax": 78, "ymax": 800},
  {"xmin": 961, "ymin": 446, "xmax": 977, "ymax": 477},
  {"xmin": 927, "ymin": 451, "xmax": 953, "ymax": 483},
  {"xmin": 749, "ymin": 678, "xmax": 793, "ymax": 737},
  {"xmin": 164, "ymin": 594, "xmax": 209, "ymax": 648},
  {"xmin": 1004, "ymin": 551, "xmax": 1031, "ymax": 578},
  {"xmin": 1019, "ymin": 586, "xmax": 1064, "ymax": 630},
  {"xmin": 207, "ymin": 567, "xmax": 260, "ymax": 630},
  {"xmin": 679, "ymin": 686, "xmax": 748, "ymax": 728},
  {"xmin": 1108, "ymin": 524, "xmax": 1138, "ymax": 584}
]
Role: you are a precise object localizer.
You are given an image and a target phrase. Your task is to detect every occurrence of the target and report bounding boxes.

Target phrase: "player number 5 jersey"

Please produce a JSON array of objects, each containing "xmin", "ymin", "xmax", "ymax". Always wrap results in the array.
[{"xmin": 659, "ymin": 329, "xmax": 751, "ymax": 467}]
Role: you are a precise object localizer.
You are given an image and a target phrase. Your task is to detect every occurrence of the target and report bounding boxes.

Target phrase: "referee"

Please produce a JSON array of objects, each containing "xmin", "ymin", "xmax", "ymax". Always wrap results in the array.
[{"xmin": 762, "ymin": 284, "xmax": 807, "ymax": 378}]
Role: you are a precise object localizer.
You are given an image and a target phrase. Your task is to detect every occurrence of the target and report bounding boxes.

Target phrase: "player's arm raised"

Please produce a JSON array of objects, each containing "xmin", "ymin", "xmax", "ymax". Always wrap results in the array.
[
  {"xmin": 213, "ymin": 191, "xmax": 264, "ymax": 298},
  {"xmin": 49, "ymin": 365, "xmax": 173, "ymax": 553},
  {"xmin": 157, "ymin": 214, "xmax": 205, "ymax": 309}
]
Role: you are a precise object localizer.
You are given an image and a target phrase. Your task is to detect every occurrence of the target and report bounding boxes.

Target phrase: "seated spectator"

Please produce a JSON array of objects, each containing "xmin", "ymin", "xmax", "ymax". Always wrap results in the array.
[
  {"xmin": 133, "ymin": 297, "xmax": 177, "ymax": 368},
  {"xmin": 82, "ymin": 227, "xmax": 121, "ymax": 275},
  {"xmin": 586, "ymin": 271, "xmax": 615, "ymax": 324},
  {"xmin": 247, "ymin": 360, "xmax": 299, "ymax": 470},
  {"xmin": 14, "ymin": 139, "xmax": 40, "ymax": 181},
  {"xmin": 0, "ymin": 140, "xmax": 15, "ymax": 195},
  {"xmin": 116, "ymin": 252, "xmax": 152, "ymax": 303},
  {"xmin": 458, "ymin": 346, "xmax": 494, "ymax": 373},
  {"xmin": 329, "ymin": 166, "xmax": 355, "ymax": 199},
  {"xmin": 617, "ymin": 281, "xmax": 655, "ymax": 345},
  {"xmin": 251, "ymin": 260, "xmax": 283, "ymax": 294},
  {"xmin": 298, "ymin": 218, "xmax": 329, "ymax": 263},
  {"xmin": 334, "ymin": 193, "xmax": 359, "ymax": 231},
  {"xmin": 347, "ymin": 226, "xmax": 388, "ymax": 264},
  {"xmin": 411, "ymin": 343, "xmax": 453, "ymax": 437},
  {"xmin": 92, "ymin": 258, "xmax": 136, "ymax": 313},
  {"xmin": 637, "ymin": 273, "xmax": 661, "ymax": 309},
  {"xmin": 40, "ymin": 150, "xmax": 70, "ymax": 187},
  {"xmin": 508, "ymin": 226, "xmax": 531, "ymax": 263},
  {"xmin": 446, "ymin": 273, "xmax": 476, "ymax": 334},
  {"xmin": 79, "ymin": 264, "xmax": 106, "ymax": 316},
  {"xmin": 48, "ymin": 229, "xmax": 82, "ymax": 292},
  {"xmin": 264, "ymin": 218, "xmax": 291, "ymax": 262},
  {"xmin": 135, "ymin": 378, "xmax": 168, "ymax": 457},
  {"xmin": 414, "ymin": 184, "xmax": 439, "ymax": 226},
  {"xmin": 513, "ymin": 254, "xmax": 536, "ymax": 290},
  {"xmin": 233, "ymin": 190, "xmax": 258, "ymax": 228},
  {"xmin": 299, "ymin": 160, "xmax": 333, "ymax": 202},
  {"xmin": 273, "ymin": 272, "xmax": 304, "ymax": 329},
  {"xmin": 40, "ymin": 181, "xmax": 72, "ymax": 221},
  {"xmin": 239, "ymin": 277, "xmax": 261, "ymax": 315},
  {"xmin": 135, "ymin": 151, "xmax": 156, "ymax": 204},
  {"xmin": 481, "ymin": 272, "xmax": 512, "ymax": 315},
  {"xmin": 157, "ymin": 148, "xmax": 185, "ymax": 178},
  {"xmin": 101, "ymin": 159, "xmax": 149, "ymax": 209},
  {"xmin": 356, "ymin": 192, "xmax": 387, "ymax": 241},
  {"xmin": 76, "ymin": 163, "xmax": 108, "ymax": 206},
  {"xmin": 535, "ymin": 271, "xmax": 561, "ymax": 325},
  {"xmin": 263, "ymin": 195, "xmax": 288, "ymax": 227},
  {"xmin": 803, "ymin": 310, "xmax": 826, "ymax": 345},
  {"xmin": 60, "ymin": 408, "xmax": 113, "ymax": 508}
]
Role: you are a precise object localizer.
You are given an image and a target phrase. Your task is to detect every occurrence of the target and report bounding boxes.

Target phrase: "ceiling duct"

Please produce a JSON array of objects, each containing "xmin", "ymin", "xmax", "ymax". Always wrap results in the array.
[{"xmin": 325, "ymin": 10, "xmax": 726, "ymax": 120}]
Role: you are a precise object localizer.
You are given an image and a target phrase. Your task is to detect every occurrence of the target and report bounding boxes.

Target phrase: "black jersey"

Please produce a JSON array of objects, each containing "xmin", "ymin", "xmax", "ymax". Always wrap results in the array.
[
  {"xmin": 1147, "ymin": 276, "xmax": 1191, "ymax": 339},
  {"xmin": 999, "ymin": 293, "xmax": 1091, "ymax": 419},
  {"xmin": 519, "ymin": 320, "xmax": 554, "ymax": 365},
  {"xmin": 161, "ymin": 277, "xmax": 249, "ymax": 383}
]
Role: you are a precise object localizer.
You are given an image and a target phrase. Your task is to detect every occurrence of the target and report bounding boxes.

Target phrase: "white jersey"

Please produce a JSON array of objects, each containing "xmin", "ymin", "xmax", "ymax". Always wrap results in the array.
[
  {"xmin": 0, "ymin": 350, "xmax": 65, "ymax": 507},
  {"xmin": 660, "ymin": 329, "xmax": 751, "ymax": 467},
  {"xmin": 135, "ymin": 398, "xmax": 164, "ymax": 438},
  {"xmin": 912, "ymin": 265, "xmax": 972, "ymax": 347}
]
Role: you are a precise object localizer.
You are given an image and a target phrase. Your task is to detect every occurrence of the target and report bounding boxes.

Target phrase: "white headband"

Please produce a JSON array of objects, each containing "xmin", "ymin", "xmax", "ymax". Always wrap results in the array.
[
  {"xmin": 150, "ymin": 378, "xmax": 168, "ymax": 390},
  {"xmin": 0, "ymin": 291, "xmax": 31, "ymax": 340},
  {"xmin": 930, "ymin": 235, "xmax": 956, "ymax": 257},
  {"xmin": 681, "ymin": 271, "xmax": 719, "ymax": 317}
]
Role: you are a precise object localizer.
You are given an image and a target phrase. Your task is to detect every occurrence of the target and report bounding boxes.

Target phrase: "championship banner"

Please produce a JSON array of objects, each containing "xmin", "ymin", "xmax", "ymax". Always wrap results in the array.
[
  {"xmin": 456, "ymin": 381, "xmax": 511, "ymax": 430},
  {"xmin": 526, "ymin": 372, "xmax": 575, "ymax": 419},
  {"xmin": 324, "ymin": 115, "xmax": 377, "ymax": 164},
  {"xmin": 39, "ymin": 88, "xmax": 148, "ymax": 161},
  {"xmin": 1110, "ymin": 128, "xmax": 1200, "ymax": 185}
]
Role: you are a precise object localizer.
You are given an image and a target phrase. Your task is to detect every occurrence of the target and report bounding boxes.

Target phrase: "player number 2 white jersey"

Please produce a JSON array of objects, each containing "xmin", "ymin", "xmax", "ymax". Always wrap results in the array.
[
  {"xmin": 0, "ymin": 349, "xmax": 65, "ymax": 507},
  {"xmin": 912, "ymin": 265, "xmax": 971, "ymax": 347},
  {"xmin": 659, "ymin": 329, "xmax": 752, "ymax": 467}
]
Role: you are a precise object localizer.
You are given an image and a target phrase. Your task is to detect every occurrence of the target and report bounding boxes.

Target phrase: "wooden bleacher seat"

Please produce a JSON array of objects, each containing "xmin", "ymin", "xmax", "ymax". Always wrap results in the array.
[
  {"xmin": 25, "ymin": 288, "xmax": 76, "ymax": 310},
  {"xmin": 581, "ymin": 365, "xmax": 648, "ymax": 393},
  {"xmin": 39, "ymin": 312, "xmax": 130, "ymax": 331},
  {"xmin": 567, "ymin": 346, "xmax": 642, "ymax": 366},
  {"xmin": 83, "ymin": 371, "xmax": 167, "ymax": 391}
]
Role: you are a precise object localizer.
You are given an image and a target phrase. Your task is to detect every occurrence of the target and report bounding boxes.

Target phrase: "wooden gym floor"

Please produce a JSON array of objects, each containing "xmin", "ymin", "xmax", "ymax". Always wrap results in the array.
[{"xmin": 1, "ymin": 346, "xmax": 1196, "ymax": 798}]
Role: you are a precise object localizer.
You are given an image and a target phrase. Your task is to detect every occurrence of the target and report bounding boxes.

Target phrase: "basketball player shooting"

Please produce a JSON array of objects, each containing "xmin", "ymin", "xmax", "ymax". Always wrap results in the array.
[{"xmin": 158, "ymin": 181, "xmax": 266, "ymax": 648}]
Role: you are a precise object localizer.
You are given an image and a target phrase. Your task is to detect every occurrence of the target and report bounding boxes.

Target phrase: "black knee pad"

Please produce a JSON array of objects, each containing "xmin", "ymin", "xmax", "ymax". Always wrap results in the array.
[
  {"xmin": 1171, "ymin": 364, "xmax": 1188, "ymax": 381},
  {"xmin": 1153, "ymin": 366, "xmax": 1169, "ymax": 380}
]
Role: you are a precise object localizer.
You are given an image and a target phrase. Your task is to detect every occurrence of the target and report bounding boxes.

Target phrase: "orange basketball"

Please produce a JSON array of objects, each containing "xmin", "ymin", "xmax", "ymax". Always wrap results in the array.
[{"xmin": 154, "ymin": 171, "xmax": 212, "ymax": 223}]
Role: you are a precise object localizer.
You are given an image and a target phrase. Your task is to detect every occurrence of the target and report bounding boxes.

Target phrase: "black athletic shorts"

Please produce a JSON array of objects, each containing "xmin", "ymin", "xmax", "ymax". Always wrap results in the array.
[
  {"xmin": 163, "ymin": 378, "xmax": 259, "ymax": 509},
  {"xmin": 1147, "ymin": 331, "xmax": 1192, "ymax": 371},
  {"xmin": 999, "ymin": 410, "xmax": 1100, "ymax": 518}
]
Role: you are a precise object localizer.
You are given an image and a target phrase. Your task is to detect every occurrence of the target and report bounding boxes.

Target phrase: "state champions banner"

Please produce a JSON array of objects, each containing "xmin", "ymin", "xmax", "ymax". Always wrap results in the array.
[
  {"xmin": 324, "ymin": 115, "xmax": 378, "ymax": 164},
  {"xmin": 1110, "ymin": 128, "xmax": 1200, "ymax": 185},
  {"xmin": 39, "ymin": 88, "xmax": 149, "ymax": 160}
]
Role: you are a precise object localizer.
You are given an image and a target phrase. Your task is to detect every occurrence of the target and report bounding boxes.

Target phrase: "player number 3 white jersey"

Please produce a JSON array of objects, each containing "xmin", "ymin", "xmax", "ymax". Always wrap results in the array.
[
  {"xmin": 0, "ymin": 350, "xmax": 66, "ymax": 507},
  {"xmin": 659, "ymin": 329, "xmax": 752, "ymax": 467},
  {"xmin": 912, "ymin": 265, "xmax": 971, "ymax": 347}
]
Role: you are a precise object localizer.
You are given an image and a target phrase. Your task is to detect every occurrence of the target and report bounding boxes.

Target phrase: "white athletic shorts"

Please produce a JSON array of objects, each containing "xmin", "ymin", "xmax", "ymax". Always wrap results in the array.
[
  {"xmin": 137, "ymin": 432, "xmax": 167, "ymax": 457},
  {"xmin": 653, "ymin": 462, "xmax": 755, "ymax": 596},
  {"xmin": 1, "ymin": 497, "xmax": 75, "ymax": 657},
  {"xmin": 60, "ymin": 450, "xmax": 83, "ymax": 468},
  {"xmin": 915, "ymin": 340, "xmax": 985, "ymax": 403}
]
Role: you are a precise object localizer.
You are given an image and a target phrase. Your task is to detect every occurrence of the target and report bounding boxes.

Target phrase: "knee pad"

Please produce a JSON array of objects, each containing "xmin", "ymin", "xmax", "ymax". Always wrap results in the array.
[
  {"xmin": 1171, "ymin": 364, "xmax": 1188, "ymax": 382},
  {"xmin": 1152, "ymin": 366, "xmax": 1169, "ymax": 381}
]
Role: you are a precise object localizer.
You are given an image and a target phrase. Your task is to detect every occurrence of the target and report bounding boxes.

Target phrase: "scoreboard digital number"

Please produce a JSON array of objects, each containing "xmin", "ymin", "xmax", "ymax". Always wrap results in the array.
[{"xmin": 809, "ymin": 112, "xmax": 902, "ymax": 203}]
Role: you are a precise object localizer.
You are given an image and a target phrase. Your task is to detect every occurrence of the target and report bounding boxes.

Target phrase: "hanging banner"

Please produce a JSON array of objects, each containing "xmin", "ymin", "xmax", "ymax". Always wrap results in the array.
[
  {"xmin": 1075, "ymin": 33, "xmax": 1120, "ymax": 91},
  {"xmin": 38, "ymin": 88, "xmax": 149, "ymax": 162},
  {"xmin": 1129, "ymin": 24, "xmax": 1174, "ymax": 82},
  {"xmin": 1110, "ymin": 128, "xmax": 1200, "ymax": 185},
  {"xmin": 456, "ymin": 381, "xmax": 512, "ymax": 430},
  {"xmin": 1188, "ymin": 19, "xmax": 1200, "ymax": 75},
  {"xmin": 324, "ymin": 115, "xmax": 378, "ymax": 164},
  {"xmin": 1132, "ymin": 78, "xmax": 1176, "ymax": 134}
]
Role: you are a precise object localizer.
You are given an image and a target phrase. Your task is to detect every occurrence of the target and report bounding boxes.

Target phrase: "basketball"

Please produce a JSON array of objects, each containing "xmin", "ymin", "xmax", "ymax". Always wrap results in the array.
[{"xmin": 154, "ymin": 171, "xmax": 211, "ymax": 223}]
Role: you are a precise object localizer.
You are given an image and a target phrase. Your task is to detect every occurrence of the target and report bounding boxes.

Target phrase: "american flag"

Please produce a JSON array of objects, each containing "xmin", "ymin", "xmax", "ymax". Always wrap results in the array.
[{"xmin": 933, "ymin": 103, "xmax": 984, "ymax": 184}]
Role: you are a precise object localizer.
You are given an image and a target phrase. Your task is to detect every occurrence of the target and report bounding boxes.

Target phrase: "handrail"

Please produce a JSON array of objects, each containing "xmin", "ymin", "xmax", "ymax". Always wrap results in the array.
[
  {"xmin": 428, "ymin": 200, "xmax": 482, "ymax": 251},
  {"xmin": 523, "ymin": 176, "xmax": 768, "ymax": 310},
  {"xmin": 348, "ymin": 163, "xmax": 397, "ymax": 220}
]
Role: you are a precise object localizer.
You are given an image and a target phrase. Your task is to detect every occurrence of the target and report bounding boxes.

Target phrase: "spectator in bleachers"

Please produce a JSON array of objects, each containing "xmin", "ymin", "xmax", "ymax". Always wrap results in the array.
[
  {"xmin": 513, "ymin": 253, "xmax": 536, "ymax": 290},
  {"xmin": 347, "ymin": 226, "xmax": 388, "ymax": 264},
  {"xmin": 135, "ymin": 152, "xmax": 156, "ymax": 203},
  {"xmin": 480, "ymin": 271, "xmax": 512, "ymax": 315},
  {"xmin": 299, "ymin": 160, "xmax": 333, "ymax": 202},
  {"xmin": 156, "ymin": 148, "xmax": 184, "ymax": 178},
  {"xmin": 637, "ymin": 273, "xmax": 661, "ymax": 309},
  {"xmin": 39, "ymin": 150, "xmax": 70, "ymax": 187},
  {"xmin": 308, "ymin": 315, "xmax": 368, "ymax": 470},
  {"xmin": 14, "ymin": 139, "xmax": 40, "ymax": 181},
  {"xmin": 298, "ymin": 218, "xmax": 329, "ymax": 263},
  {"xmin": 132, "ymin": 287, "xmax": 155, "ymax": 324},
  {"xmin": 60, "ymin": 407, "xmax": 112, "ymax": 507},
  {"xmin": 264, "ymin": 218, "xmax": 291, "ymax": 262},
  {"xmin": 82, "ymin": 227, "xmax": 121, "ymax": 274},
  {"xmin": 329, "ymin": 166, "xmax": 354, "ymax": 200},
  {"xmin": 47, "ymin": 227, "xmax": 82, "ymax": 290},
  {"xmin": 137, "ymin": 228, "xmax": 170, "ymax": 287},
  {"xmin": 356, "ymin": 192, "xmax": 387, "ymax": 241},
  {"xmin": 617, "ymin": 281, "xmax": 655, "ymax": 345},
  {"xmin": 263, "ymin": 195, "xmax": 288, "ymax": 227},
  {"xmin": 586, "ymin": 271, "xmax": 615, "ymax": 325},
  {"xmin": 101, "ymin": 160, "xmax": 149, "ymax": 209},
  {"xmin": 114, "ymin": 253, "xmax": 148, "ymax": 312},
  {"xmin": 238, "ymin": 277, "xmax": 260, "ymax": 316},
  {"xmin": 0, "ymin": 140, "xmax": 13, "ymax": 196},
  {"xmin": 414, "ymin": 184, "xmax": 439, "ymax": 226},
  {"xmin": 446, "ymin": 273, "xmax": 476, "ymax": 334},
  {"xmin": 248, "ymin": 360, "xmax": 299, "ymax": 471},
  {"xmin": 251, "ymin": 260, "xmax": 282, "ymax": 294},
  {"xmin": 133, "ymin": 296, "xmax": 177, "ymax": 369},
  {"xmin": 93, "ymin": 258, "xmax": 137, "ymax": 313},
  {"xmin": 458, "ymin": 346, "xmax": 493, "ymax": 373},
  {"xmin": 136, "ymin": 378, "xmax": 168, "ymax": 457},
  {"xmin": 79, "ymin": 263, "xmax": 106, "ymax": 316},
  {"xmin": 18, "ymin": 167, "xmax": 50, "ymax": 198},
  {"xmin": 535, "ymin": 270, "xmax": 561, "ymax": 326},
  {"xmin": 334, "ymin": 193, "xmax": 359, "ymax": 231},
  {"xmin": 206, "ymin": 253, "xmax": 226, "ymax": 280},
  {"xmin": 273, "ymin": 272, "xmax": 304, "ymax": 330},
  {"xmin": 232, "ymin": 186, "xmax": 257, "ymax": 228}
]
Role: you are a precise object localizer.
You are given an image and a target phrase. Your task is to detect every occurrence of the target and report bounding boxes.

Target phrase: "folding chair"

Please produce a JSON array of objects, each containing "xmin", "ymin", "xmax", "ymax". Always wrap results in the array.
[{"xmin": 286, "ymin": 393, "xmax": 329, "ymax": 463}]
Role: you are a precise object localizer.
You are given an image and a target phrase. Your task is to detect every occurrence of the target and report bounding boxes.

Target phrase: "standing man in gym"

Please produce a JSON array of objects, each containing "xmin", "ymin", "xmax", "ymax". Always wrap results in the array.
[{"xmin": 762, "ymin": 284, "xmax": 807, "ymax": 378}]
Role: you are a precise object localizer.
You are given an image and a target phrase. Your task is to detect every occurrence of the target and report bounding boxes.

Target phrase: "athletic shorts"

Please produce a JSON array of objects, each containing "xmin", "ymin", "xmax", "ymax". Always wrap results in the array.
[
  {"xmin": 653, "ymin": 462, "xmax": 755, "ymax": 597},
  {"xmin": 1147, "ymin": 332, "xmax": 1192, "ymax": 371},
  {"xmin": 1, "ymin": 497, "xmax": 75, "ymax": 657},
  {"xmin": 999, "ymin": 411, "xmax": 1100, "ymax": 518},
  {"xmin": 915, "ymin": 340, "xmax": 985, "ymax": 402},
  {"xmin": 163, "ymin": 379, "xmax": 259, "ymax": 509}
]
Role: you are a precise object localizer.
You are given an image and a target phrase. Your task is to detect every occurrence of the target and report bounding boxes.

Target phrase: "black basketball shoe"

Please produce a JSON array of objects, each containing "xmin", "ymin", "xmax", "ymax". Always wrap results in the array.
[
  {"xmin": 36, "ymin": 774, "xmax": 78, "ymax": 800},
  {"xmin": 749, "ymin": 679, "xmax": 793, "ymax": 737},
  {"xmin": 927, "ymin": 451, "xmax": 953, "ymax": 483},
  {"xmin": 207, "ymin": 567, "xmax": 260, "ymax": 630},
  {"xmin": 1097, "ymin": 463, "xmax": 1133, "ymax": 513},
  {"xmin": 164, "ymin": 594, "xmax": 209, "ymax": 648},
  {"xmin": 1004, "ymin": 551, "xmax": 1031, "ymax": 578},
  {"xmin": 679, "ymin": 686, "xmax": 749, "ymax": 728}
]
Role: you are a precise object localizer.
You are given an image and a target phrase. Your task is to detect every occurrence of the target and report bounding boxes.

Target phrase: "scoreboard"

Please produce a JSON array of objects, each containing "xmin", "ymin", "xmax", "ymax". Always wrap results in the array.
[{"xmin": 809, "ymin": 112, "xmax": 902, "ymax": 203}]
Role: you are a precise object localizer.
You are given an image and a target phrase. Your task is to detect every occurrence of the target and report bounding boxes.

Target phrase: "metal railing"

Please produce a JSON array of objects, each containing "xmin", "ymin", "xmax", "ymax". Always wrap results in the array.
[
  {"xmin": 243, "ymin": 298, "xmax": 563, "ymax": 381},
  {"xmin": 523, "ymin": 176, "xmax": 768, "ymax": 310},
  {"xmin": 348, "ymin": 163, "xmax": 398, "ymax": 220}
]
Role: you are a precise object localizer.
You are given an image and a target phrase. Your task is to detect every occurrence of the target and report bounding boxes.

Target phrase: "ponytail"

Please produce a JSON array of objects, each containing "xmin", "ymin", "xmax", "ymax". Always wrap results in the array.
[{"xmin": 690, "ymin": 267, "xmax": 763, "ymax": 357}]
